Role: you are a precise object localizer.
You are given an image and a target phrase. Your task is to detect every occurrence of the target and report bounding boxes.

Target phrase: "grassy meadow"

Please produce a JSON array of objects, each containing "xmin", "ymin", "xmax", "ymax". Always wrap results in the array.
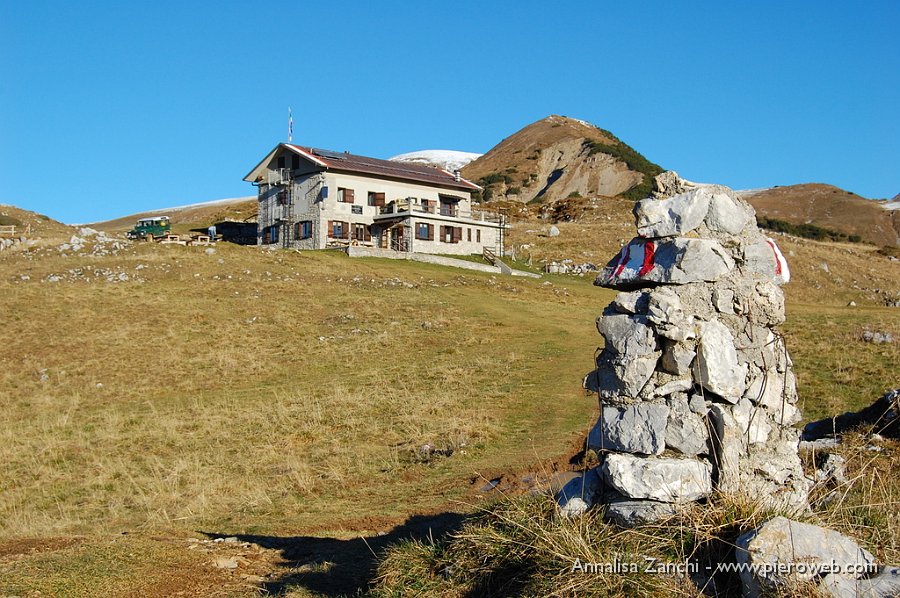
[{"xmin": 0, "ymin": 217, "xmax": 897, "ymax": 596}]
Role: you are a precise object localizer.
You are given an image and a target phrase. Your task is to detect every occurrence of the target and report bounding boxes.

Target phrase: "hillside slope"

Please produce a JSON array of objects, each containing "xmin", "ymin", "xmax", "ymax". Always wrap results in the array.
[
  {"xmin": 0, "ymin": 204, "xmax": 73, "ymax": 239},
  {"xmin": 741, "ymin": 183, "xmax": 900, "ymax": 247},
  {"xmin": 461, "ymin": 115, "xmax": 663, "ymax": 205},
  {"xmin": 89, "ymin": 196, "xmax": 257, "ymax": 234}
]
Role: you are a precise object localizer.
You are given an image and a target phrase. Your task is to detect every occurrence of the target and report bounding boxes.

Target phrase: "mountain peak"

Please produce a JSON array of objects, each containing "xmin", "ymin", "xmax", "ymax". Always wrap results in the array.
[{"xmin": 461, "ymin": 115, "xmax": 662, "ymax": 204}]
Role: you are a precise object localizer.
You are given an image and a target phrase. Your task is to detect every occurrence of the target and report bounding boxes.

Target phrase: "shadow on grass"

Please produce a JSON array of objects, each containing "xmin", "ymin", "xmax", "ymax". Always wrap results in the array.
[{"xmin": 202, "ymin": 512, "xmax": 466, "ymax": 597}]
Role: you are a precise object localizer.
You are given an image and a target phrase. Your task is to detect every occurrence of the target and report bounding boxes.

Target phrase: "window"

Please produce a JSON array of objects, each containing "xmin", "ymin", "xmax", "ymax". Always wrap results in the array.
[
  {"xmin": 477, "ymin": 229, "xmax": 481, "ymax": 243},
  {"xmin": 338, "ymin": 187, "xmax": 355, "ymax": 203},
  {"xmin": 440, "ymin": 226, "xmax": 462, "ymax": 243},
  {"xmin": 351, "ymin": 223, "xmax": 371, "ymax": 242},
  {"xmin": 367, "ymin": 192, "xmax": 385, "ymax": 207},
  {"xmin": 421, "ymin": 199, "xmax": 435, "ymax": 213},
  {"xmin": 264, "ymin": 225, "xmax": 279, "ymax": 244},
  {"xmin": 439, "ymin": 196, "xmax": 459, "ymax": 216},
  {"xmin": 416, "ymin": 223, "xmax": 434, "ymax": 240},
  {"xmin": 291, "ymin": 154, "xmax": 300, "ymax": 169},
  {"xmin": 295, "ymin": 220, "xmax": 313, "ymax": 240},
  {"xmin": 467, "ymin": 228, "xmax": 472, "ymax": 242},
  {"xmin": 277, "ymin": 156, "xmax": 286, "ymax": 169},
  {"xmin": 327, "ymin": 220, "xmax": 349, "ymax": 239}
]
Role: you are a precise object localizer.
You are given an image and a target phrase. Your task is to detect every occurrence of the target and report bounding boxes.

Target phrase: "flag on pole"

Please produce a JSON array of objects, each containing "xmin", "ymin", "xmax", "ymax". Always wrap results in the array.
[{"xmin": 288, "ymin": 107, "xmax": 293, "ymax": 142}]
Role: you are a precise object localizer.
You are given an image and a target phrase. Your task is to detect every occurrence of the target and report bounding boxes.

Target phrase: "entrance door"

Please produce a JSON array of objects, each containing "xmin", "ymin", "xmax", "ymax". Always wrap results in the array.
[{"xmin": 391, "ymin": 226, "xmax": 405, "ymax": 251}]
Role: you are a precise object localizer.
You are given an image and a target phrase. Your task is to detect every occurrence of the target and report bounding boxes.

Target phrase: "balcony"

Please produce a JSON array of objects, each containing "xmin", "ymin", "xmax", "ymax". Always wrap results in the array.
[{"xmin": 375, "ymin": 201, "xmax": 504, "ymax": 224}]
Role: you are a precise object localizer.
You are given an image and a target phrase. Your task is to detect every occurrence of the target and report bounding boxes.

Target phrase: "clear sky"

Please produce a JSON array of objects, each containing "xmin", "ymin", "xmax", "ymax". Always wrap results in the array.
[{"xmin": 1, "ymin": 1, "xmax": 897, "ymax": 224}]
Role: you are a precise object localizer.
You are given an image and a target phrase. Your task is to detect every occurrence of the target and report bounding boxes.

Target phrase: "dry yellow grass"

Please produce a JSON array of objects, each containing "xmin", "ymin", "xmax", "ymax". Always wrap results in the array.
[
  {"xmin": 0, "ymin": 241, "xmax": 606, "ymax": 541},
  {"xmin": 1, "ymin": 208, "xmax": 897, "ymax": 596},
  {"xmin": 372, "ymin": 437, "xmax": 899, "ymax": 598}
]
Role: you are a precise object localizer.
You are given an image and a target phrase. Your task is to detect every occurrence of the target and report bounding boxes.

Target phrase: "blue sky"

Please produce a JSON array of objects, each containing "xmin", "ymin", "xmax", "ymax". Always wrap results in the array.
[{"xmin": 1, "ymin": 1, "xmax": 897, "ymax": 223}]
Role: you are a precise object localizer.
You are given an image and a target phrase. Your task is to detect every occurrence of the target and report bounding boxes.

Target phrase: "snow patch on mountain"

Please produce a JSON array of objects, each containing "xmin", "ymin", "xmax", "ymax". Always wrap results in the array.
[
  {"xmin": 881, "ymin": 193, "xmax": 900, "ymax": 210},
  {"xmin": 389, "ymin": 150, "xmax": 482, "ymax": 172}
]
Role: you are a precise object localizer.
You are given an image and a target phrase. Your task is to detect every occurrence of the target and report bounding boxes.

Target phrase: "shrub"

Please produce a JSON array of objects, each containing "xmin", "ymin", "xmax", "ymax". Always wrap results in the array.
[
  {"xmin": 757, "ymin": 216, "xmax": 862, "ymax": 243},
  {"xmin": 0, "ymin": 215, "xmax": 23, "ymax": 227}
]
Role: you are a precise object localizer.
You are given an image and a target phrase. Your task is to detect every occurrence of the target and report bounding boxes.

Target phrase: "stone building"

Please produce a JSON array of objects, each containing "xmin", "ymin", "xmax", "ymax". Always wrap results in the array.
[{"xmin": 243, "ymin": 144, "xmax": 506, "ymax": 255}]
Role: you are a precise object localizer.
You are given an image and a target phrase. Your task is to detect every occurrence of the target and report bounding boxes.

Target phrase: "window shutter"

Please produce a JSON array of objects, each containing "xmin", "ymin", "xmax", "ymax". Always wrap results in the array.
[
  {"xmin": 364, "ymin": 226, "xmax": 372, "ymax": 241},
  {"xmin": 453, "ymin": 227, "xmax": 462, "ymax": 243},
  {"xmin": 427, "ymin": 224, "xmax": 434, "ymax": 241},
  {"xmin": 477, "ymin": 229, "xmax": 481, "ymax": 243},
  {"xmin": 467, "ymin": 228, "xmax": 472, "ymax": 242},
  {"xmin": 343, "ymin": 222, "xmax": 350, "ymax": 239},
  {"xmin": 345, "ymin": 189, "xmax": 355, "ymax": 203},
  {"xmin": 327, "ymin": 220, "xmax": 333, "ymax": 237},
  {"xmin": 375, "ymin": 192, "xmax": 385, "ymax": 207}
]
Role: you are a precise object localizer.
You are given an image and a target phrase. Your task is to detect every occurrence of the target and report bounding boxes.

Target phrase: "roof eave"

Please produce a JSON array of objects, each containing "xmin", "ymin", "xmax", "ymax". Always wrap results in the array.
[{"xmin": 243, "ymin": 143, "xmax": 328, "ymax": 183}]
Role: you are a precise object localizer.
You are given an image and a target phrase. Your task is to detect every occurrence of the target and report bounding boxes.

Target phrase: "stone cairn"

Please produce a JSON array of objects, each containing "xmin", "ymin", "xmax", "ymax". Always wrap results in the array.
[{"xmin": 560, "ymin": 173, "xmax": 811, "ymax": 525}]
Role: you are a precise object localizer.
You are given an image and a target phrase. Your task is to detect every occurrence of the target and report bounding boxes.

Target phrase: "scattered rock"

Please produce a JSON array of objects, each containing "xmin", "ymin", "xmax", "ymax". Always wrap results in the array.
[
  {"xmin": 548, "ymin": 225, "xmax": 560, "ymax": 237},
  {"xmin": 213, "ymin": 556, "xmax": 239, "ymax": 569},
  {"xmin": 861, "ymin": 330, "xmax": 894, "ymax": 344},
  {"xmin": 819, "ymin": 565, "xmax": 900, "ymax": 598},
  {"xmin": 735, "ymin": 517, "xmax": 877, "ymax": 598},
  {"xmin": 555, "ymin": 469, "xmax": 602, "ymax": 517},
  {"xmin": 815, "ymin": 453, "xmax": 847, "ymax": 485}
]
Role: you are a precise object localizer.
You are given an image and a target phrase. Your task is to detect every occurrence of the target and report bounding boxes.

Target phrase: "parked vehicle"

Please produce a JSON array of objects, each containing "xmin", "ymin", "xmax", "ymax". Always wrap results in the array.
[{"xmin": 127, "ymin": 216, "xmax": 171, "ymax": 240}]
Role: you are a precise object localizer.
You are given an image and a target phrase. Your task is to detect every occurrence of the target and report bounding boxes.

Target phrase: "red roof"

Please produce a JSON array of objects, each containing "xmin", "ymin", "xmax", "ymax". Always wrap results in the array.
[{"xmin": 284, "ymin": 144, "xmax": 481, "ymax": 191}]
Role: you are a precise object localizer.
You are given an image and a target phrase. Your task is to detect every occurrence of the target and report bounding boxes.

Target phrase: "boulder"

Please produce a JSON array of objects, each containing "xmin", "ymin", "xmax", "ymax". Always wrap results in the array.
[
  {"xmin": 634, "ymin": 187, "xmax": 711, "ymax": 238},
  {"xmin": 586, "ymin": 348, "xmax": 660, "ymax": 400},
  {"xmin": 803, "ymin": 389, "xmax": 900, "ymax": 440},
  {"xmin": 548, "ymin": 225, "xmax": 560, "ymax": 237},
  {"xmin": 735, "ymin": 517, "xmax": 877, "ymax": 598},
  {"xmin": 693, "ymin": 319, "xmax": 747, "ymax": 401},
  {"xmin": 704, "ymin": 189, "xmax": 751, "ymax": 235},
  {"xmin": 555, "ymin": 469, "xmax": 602, "ymax": 517},
  {"xmin": 743, "ymin": 370, "xmax": 801, "ymax": 426},
  {"xmin": 652, "ymin": 170, "xmax": 697, "ymax": 199},
  {"xmin": 604, "ymin": 498, "xmax": 678, "ymax": 527},
  {"xmin": 731, "ymin": 398, "xmax": 772, "ymax": 445},
  {"xmin": 742, "ymin": 238, "xmax": 791, "ymax": 285},
  {"xmin": 661, "ymin": 340, "xmax": 696, "ymax": 376},
  {"xmin": 647, "ymin": 289, "xmax": 697, "ymax": 341},
  {"xmin": 588, "ymin": 404, "xmax": 668, "ymax": 455},
  {"xmin": 819, "ymin": 566, "xmax": 900, "ymax": 598},
  {"xmin": 665, "ymin": 396, "xmax": 709, "ymax": 455},
  {"xmin": 601, "ymin": 454, "xmax": 712, "ymax": 503},
  {"xmin": 596, "ymin": 237, "xmax": 735, "ymax": 289},
  {"xmin": 653, "ymin": 378, "xmax": 692, "ymax": 397},
  {"xmin": 597, "ymin": 313, "xmax": 657, "ymax": 357},
  {"xmin": 612, "ymin": 290, "xmax": 649, "ymax": 315}
]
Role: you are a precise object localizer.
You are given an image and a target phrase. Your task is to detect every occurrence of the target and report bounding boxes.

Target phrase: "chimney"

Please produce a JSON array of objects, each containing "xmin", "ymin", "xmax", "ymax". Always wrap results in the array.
[{"xmin": 454, "ymin": 169, "xmax": 461, "ymax": 182}]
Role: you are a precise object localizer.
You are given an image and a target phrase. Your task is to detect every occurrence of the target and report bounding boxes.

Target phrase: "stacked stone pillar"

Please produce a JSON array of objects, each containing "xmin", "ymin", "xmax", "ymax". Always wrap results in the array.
[{"xmin": 574, "ymin": 175, "xmax": 810, "ymax": 525}]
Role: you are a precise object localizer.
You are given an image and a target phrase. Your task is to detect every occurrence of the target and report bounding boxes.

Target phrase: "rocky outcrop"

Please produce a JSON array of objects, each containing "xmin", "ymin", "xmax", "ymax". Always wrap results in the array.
[
  {"xmin": 573, "ymin": 173, "xmax": 810, "ymax": 523},
  {"xmin": 803, "ymin": 388, "xmax": 900, "ymax": 440}
]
